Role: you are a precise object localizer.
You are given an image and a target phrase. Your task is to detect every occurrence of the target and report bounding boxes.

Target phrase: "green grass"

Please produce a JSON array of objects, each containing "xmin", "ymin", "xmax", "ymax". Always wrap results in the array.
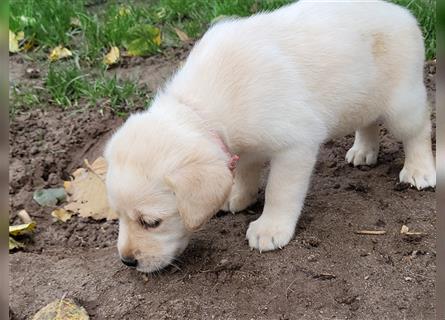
[
  {"xmin": 11, "ymin": 0, "xmax": 435, "ymax": 62},
  {"xmin": 392, "ymin": 0, "xmax": 436, "ymax": 60},
  {"xmin": 10, "ymin": 62, "xmax": 149, "ymax": 117},
  {"xmin": 9, "ymin": 0, "xmax": 86, "ymax": 48},
  {"xmin": 44, "ymin": 62, "xmax": 149, "ymax": 111},
  {"xmin": 9, "ymin": 84, "xmax": 41, "ymax": 117},
  {"xmin": 9, "ymin": 0, "xmax": 437, "ymax": 114}
]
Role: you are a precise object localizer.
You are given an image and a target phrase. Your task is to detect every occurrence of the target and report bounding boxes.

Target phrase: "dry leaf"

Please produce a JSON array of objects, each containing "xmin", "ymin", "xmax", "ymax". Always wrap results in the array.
[
  {"xmin": 9, "ymin": 30, "xmax": 24, "ymax": 53},
  {"xmin": 9, "ymin": 222, "xmax": 36, "ymax": 237},
  {"xmin": 103, "ymin": 46, "xmax": 120, "ymax": 65},
  {"xmin": 174, "ymin": 27, "xmax": 190, "ymax": 42},
  {"xmin": 126, "ymin": 25, "xmax": 161, "ymax": 56},
  {"xmin": 48, "ymin": 45, "xmax": 73, "ymax": 61},
  {"xmin": 51, "ymin": 208, "xmax": 72, "ymax": 222},
  {"xmin": 64, "ymin": 157, "xmax": 117, "ymax": 220},
  {"xmin": 118, "ymin": 5, "xmax": 131, "ymax": 16},
  {"xmin": 70, "ymin": 17, "xmax": 81, "ymax": 28},
  {"xmin": 32, "ymin": 298, "xmax": 89, "ymax": 320},
  {"xmin": 9, "ymin": 220, "xmax": 36, "ymax": 251},
  {"xmin": 9, "ymin": 237, "xmax": 24, "ymax": 251},
  {"xmin": 154, "ymin": 32, "xmax": 161, "ymax": 46}
]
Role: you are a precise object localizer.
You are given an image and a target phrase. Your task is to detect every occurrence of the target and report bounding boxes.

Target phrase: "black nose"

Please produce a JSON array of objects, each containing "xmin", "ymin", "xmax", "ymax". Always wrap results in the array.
[{"xmin": 121, "ymin": 256, "xmax": 138, "ymax": 268}]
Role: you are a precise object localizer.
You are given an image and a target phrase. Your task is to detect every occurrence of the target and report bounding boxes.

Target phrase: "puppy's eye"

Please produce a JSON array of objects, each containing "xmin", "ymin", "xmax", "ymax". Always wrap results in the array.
[{"xmin": 138, "ymin": 217, "xmax": 162, "ymax": 229}]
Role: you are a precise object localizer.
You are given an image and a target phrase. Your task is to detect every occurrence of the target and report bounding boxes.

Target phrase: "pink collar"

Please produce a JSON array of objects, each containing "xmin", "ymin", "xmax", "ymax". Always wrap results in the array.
[{"xmin": 208, "ymin": 129, "xmax": 240, "ymax": 172}]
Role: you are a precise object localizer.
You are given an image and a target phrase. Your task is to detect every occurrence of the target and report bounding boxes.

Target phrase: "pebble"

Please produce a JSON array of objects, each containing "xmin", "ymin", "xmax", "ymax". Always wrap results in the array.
[
  {"xmin": 47, "ymin": 173, "xmax": 59, "ymax": 185},
  {"xmin": 307, "ymin": 254, "xmax": 318, "ymax": 262}
]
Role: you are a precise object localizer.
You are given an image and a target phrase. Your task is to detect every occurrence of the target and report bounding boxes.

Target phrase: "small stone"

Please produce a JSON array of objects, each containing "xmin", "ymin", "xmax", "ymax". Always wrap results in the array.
[
  {"xmin": 364, "ymin": 275, "xmax": 370, "ymax": 280},
  {"xmin": 33, "ymin": 188, "xmax": 66, "ymax": 206},
  {"xmin": 220, "ymin": 258, "xmax": 229, "ymax": 265},
  {"xmin": 25, "ymin": 67, "xmax": 40, "ymax": 79},
  {"xmin": 404, "ymin": 276, "xmax": 413, "ymax": 282},
  {"xmin": 307, "ymin": 254, "xmax": 318, "ymax": 262},
  {"xmin": 47, "ymin": 173, "xmax": 59, "ymax": 185},
  {"xmin": 29, "ymin": 146, "xmax": 39, "ymax": 155}
]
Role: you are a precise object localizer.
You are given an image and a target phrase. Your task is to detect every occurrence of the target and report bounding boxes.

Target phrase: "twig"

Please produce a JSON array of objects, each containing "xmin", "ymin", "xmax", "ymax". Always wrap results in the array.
[{"xmin": 355, "ymin": 230, "xmax": 386, "ymax": 235}]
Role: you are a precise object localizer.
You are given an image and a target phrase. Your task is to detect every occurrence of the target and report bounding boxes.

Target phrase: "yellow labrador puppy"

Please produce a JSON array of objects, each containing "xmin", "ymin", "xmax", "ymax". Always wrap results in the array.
[{"xmin": 105, "ymin": 0, "xmax": 435, "ymax": 272}]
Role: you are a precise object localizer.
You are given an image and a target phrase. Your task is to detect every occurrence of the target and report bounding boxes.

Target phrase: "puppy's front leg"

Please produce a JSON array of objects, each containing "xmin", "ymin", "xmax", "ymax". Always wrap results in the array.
[{"xmin": 246, "ymin": 147, "xmax": 318, "ymax": 252}]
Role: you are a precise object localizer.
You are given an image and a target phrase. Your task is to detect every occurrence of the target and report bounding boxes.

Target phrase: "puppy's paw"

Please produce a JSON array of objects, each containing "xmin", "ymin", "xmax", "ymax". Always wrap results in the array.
[
  {"xmin": 346, "ymin": 145, "xmax": 378, "ymax": 166},
  {"xmin": 246, "ymin": 217, "xmax": 295, "ymax": 252},
  {"xmin": 399, "ymin": 165, "xmax": 436, "ymax": 190}
]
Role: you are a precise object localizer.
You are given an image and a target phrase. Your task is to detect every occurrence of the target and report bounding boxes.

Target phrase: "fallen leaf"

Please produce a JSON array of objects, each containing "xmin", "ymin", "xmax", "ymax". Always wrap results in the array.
[
  {"xmin": 9, "ymin": 237, "xmax": 24, "ymax": 251},
  {"xmin": 9, "ymin": 222, "xmax": 36, "ymax": 236},
  {"xmin": 126, "ymin": 25, "xmax": 161, "ymax": 56},
  {"xmin": 64, "ymin": 157, "xmax": 117, "ymax": 220},
  {"xmin": 70, "ymin": 17, "xmax": 81, "ymax": 28},
  {"xmin": 51, "ymin": 208, "xmax": 72, "ymax": 222},
  {"xmin": 33, "ymin": 188, "xmax": 66, "ymax": 206},
  {"xmin": 103, "ymin": 46, "xmax": 120, "ymax": 65},
  {"xmin": 173, "ymin": 27, "xmax": 190, "ymax": 42},
  {"xmin": 118, "ymin": 5, "xmax": 131, "ymax": 16},
  {"xmin": 9, "ymin": 30, "xmax": 24, "ymax": 53},
  {"xmin": 9, "ymin": 220, "xmax": 36, "ymax": 251},
  {"xmin": 48, "ymin": 45, "xmax": 72, "ymax": 61},
  {"xmin": 32, "ymin": 298, "xmax": 89, "ymax": 320}
]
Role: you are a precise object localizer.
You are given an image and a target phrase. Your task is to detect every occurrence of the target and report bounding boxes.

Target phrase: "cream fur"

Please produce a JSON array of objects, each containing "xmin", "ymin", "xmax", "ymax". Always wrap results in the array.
[{"xmin": 105, "ymin": 0, "xmax": 435, "ymax": 273}]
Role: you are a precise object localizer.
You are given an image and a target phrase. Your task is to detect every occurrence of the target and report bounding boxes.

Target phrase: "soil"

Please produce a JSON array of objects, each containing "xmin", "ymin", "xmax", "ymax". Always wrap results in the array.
[{"xmin": 9, "ymin": 51, "xmax": 436, "ymax": 320}]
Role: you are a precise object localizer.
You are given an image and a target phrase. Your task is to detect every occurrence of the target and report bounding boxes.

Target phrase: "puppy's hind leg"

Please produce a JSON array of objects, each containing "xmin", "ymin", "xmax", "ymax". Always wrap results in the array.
[
  {"xmin": 346, "ymin": 123, "xmax": 380, "ymax": 166},
  {"xmin": 384, "ymin": 83, "xmax": 435, "ymax": 190}
]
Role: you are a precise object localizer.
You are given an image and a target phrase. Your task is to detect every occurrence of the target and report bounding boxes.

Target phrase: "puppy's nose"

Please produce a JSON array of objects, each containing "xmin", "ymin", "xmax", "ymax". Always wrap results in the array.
[{"xmin": 121, "ymin": 256, "xmax": 138, "ymax": 268}]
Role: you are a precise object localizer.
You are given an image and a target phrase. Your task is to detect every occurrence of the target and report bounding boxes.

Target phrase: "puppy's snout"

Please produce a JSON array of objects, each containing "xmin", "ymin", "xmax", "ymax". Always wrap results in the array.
[{"xmin": 121, "ymin": 256, "xmax": 138, "ymax": 268}]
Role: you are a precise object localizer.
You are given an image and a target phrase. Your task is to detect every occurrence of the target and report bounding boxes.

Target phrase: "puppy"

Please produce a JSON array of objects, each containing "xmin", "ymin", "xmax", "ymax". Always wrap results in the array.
[{"xmin": 105, "ymin": 0, "xmax": 435, "ymax": 273}]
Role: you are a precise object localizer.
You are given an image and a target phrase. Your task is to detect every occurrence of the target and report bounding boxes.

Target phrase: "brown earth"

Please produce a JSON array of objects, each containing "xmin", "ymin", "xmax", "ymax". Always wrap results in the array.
[{"xmin": 9, "ymin": 53, "xmax": 436, "ymax": 320}]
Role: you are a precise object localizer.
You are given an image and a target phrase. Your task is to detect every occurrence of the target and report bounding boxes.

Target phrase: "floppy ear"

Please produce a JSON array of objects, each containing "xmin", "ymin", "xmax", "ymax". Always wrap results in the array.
[{"xmin": 165, "ymin": 162, "xmax": 233, "ymax": 231}]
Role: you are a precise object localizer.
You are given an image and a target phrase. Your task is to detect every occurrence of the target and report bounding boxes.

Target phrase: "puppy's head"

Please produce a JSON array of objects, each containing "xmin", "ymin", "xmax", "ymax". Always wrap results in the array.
[{"xmin": 105, "ymin": 110, "xmax": 232, "ymax": 273}]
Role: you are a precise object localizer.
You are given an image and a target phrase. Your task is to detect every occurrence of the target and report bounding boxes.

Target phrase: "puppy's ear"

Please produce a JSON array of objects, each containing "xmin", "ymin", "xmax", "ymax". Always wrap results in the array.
[{"xmin": 165, "ymin": 162, "xmax": 232, "ymax": 231}]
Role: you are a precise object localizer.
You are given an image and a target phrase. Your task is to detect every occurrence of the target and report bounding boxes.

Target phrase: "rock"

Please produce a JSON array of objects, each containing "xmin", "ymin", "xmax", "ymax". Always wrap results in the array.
[{"xmin": 33, "ymin": 188, "xmax": 66, "ymax": 206}]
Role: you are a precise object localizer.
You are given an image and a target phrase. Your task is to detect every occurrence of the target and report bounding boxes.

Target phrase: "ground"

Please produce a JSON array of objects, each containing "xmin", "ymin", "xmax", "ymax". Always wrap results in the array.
[{"xmin": 9, "ymin": 48, "xmax": 436, "ymax": 319}]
